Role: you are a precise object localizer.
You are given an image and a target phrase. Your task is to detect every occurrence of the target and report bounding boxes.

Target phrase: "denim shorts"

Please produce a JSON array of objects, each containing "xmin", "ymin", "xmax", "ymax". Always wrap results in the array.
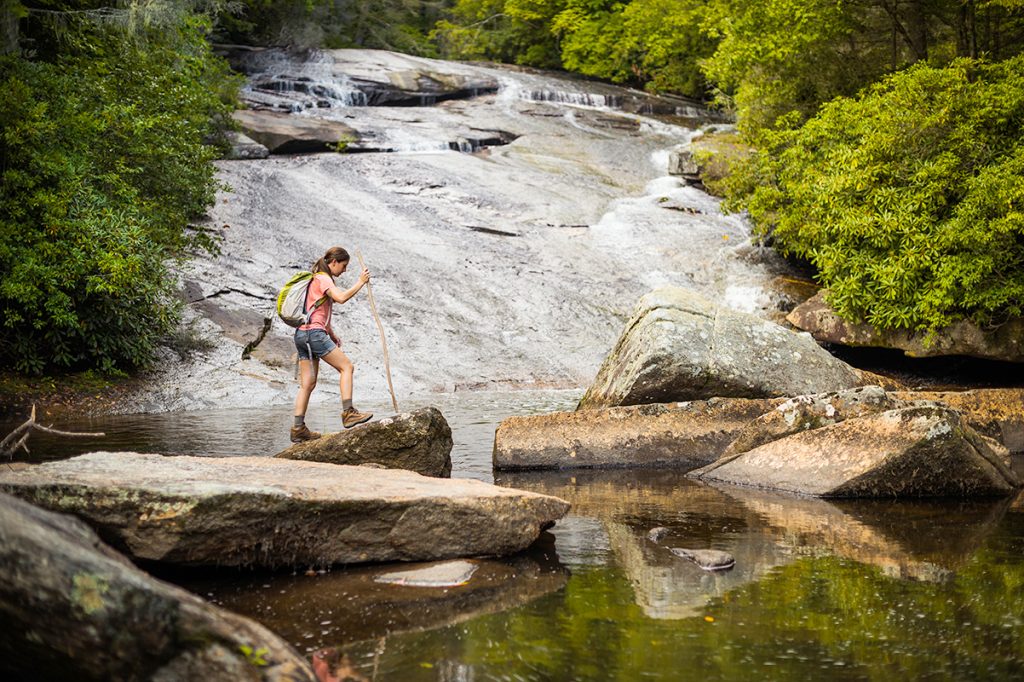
[{"xmin": 295, "ymin": 328, "xmax": 337, "ymax": 361}]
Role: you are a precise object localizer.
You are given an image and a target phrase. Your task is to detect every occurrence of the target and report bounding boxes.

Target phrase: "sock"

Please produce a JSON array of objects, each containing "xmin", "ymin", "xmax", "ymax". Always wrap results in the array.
[
  {"xmin": 294, "ymin": 416, "xmax": 305, "ymax": 428},
  {"xmin": 342, "ymin": 399, "xmax": 353, "ymax": 411}
]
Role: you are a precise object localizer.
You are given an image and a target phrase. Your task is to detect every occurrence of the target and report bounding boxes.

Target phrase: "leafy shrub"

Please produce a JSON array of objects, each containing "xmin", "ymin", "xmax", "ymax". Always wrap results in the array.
[
  {"xmin": 735, "ymin": 56, "xmax": 1024, "ymax": 332},
  {"xmin": 0, "ymin": 14, "xmax": 238, "ymax": 374}
]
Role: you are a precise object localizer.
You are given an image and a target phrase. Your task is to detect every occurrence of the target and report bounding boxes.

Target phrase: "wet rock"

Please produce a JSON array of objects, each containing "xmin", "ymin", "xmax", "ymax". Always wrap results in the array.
[
  {"xmin": 374, "ymin": 560, "xmax": 478, "ymax": 587},
  {"xmin": 667, "ymin": 144, "xmax": 701, "ymax": 183},
  {"xmin": 788, "ymin": 291, "xmax": 1024, "ymax": 363},
  {"xmin": 232, "ymin": 109, "xmax": 359, "ymax": 154},
  {"xmin": 0, "ymin": 492, "xmax": 314, "ymax": 681},
  {"xmin": 669, "ymin": 547, "xmax": 736, "ymax": 571},
  {"xmin": 493, "ymin": 397, "xmax": 781, "ymax": 471},
  {"xmin": 723, "ymin": 386, "xmax": 908, "ymax": 456},
  {"xmin": 0, "ymin": 452, "xmax": 569, "ymax": 568},
  {"xmin": 276, "ymin": 407, "xmax": 453, "ymax": 477},
  {"xmin": 691, "ymin": 405, "xmax": 1021, "ymax": 498},
  {"xmin": 223, "ymin": 130, "xmax": 270, "ymax": 159},
  {"xmin": 578, "ymin": 287, "xmax": 866, "ymax": 409}
]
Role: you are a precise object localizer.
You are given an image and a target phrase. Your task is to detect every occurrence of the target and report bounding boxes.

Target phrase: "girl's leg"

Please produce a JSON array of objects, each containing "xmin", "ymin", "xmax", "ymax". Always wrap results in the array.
[
  {"xmin": 319, "ymin": 348, "xmax": 353, "ymax": 401},
  {"xmin": 293, "ymin": 358, "xmax": 320, "ymax": 418}
]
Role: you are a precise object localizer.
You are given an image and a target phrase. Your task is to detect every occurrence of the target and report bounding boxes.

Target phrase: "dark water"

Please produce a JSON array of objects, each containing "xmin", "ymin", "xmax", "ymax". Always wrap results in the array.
[{"xmin": 10, "ymin": 392, "xmax": 1024, "ymax": 680}]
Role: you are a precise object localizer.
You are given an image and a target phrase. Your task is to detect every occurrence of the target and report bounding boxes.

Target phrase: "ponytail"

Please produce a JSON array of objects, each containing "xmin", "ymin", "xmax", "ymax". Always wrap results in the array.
[{"xmin": 311, "ymin": 246, "xmax": 350, "ymax": 278}]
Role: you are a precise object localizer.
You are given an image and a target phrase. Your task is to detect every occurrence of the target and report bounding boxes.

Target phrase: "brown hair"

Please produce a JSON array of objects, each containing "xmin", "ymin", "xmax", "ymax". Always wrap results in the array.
[{"xmin": 311, "ymin": 246, "xmax": 350, "ymax": 278}]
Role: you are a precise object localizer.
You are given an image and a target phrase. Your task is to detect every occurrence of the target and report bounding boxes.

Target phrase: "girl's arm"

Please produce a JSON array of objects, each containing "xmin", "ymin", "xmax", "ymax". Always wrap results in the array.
[{"xmin": 326, "ymin": 268, "xmax": 370, "ymax": 305}]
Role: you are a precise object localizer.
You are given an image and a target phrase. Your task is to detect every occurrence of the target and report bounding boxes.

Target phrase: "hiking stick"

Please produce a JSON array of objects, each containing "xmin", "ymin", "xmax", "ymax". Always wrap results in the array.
[{"xmin": 356, "ymin": 251, "xmax": 399, "ymax": 413}]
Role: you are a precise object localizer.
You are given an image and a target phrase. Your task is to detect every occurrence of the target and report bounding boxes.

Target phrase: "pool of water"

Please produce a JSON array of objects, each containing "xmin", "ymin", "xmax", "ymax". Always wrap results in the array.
[{"xmin": 11, "ymin": 391, "xmax": 1024, "ymax": 680}]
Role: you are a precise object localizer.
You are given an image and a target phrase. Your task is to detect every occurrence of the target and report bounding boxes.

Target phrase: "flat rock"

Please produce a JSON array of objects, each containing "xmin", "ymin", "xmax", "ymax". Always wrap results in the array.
[
  {"xmin": 374, "ymin": 560, "xmax": 478, "ymax": 587},
  {"xmin": 578, "ymin": 287, "xmax": 866, "ymax": 409},
  {"xmin": 0, "ymin": 452, "xmax": 569, "ymax": 568},
  {"xmin": 691, "ymin": 405, "xmax": 1021, "ymax": 498},
  {"xmin": 275, "ymin": 407, "xmax": 453, "ymax": 477},
  {"xmin": 0, "ymin": 492, "xmax": 314, "ymax": 681},
  {"xmin": 232, "ymin": 109, "xmax": 359, "ymax": 154},
  {"xmin": 894, "ymin": 388, "xmax": 1024, "ymax": 453},
  {"xmin": 788, "ymin": 291, "xmax": 1024, "ymax": 363},
  {"xmin": 493, "ymin": 397, "xmax": 781, "ymax": 471},
  {"xmin": 222, "ymin": 130, "xmax": 270, "ymax": 159}
]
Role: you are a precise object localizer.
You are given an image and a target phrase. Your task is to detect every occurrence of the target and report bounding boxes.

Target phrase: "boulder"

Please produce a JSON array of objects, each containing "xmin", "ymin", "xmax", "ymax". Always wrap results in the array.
[
  {"xmin": 231, "ymin": 110, "xmax": 359, "ymax": 154},
  {"xmin": 691, "ymin": 405, "xmax": 1021, "ymax": 498},
  {"xmin": 723, "ymin": 386, "xmax": 909, "ymax": 456},
  {"xmin": 0, "ymin": 492, "xmax": 314, "ymax": 681},
  {"xmin": 893, "ymin": 388, "xmax": 1024, "ymax": 453},
  {"xmin": 788, "ymin": 291, "xmax": 1024, "ymax": 363},
  {"xmin": 275, "ymin": 407, "xmax": 453, "ymax": 477},
  {"xmin": 493, "ymin": 397, "xmax": 781, "ymax": 471},
  {"xmin": 0, "ymin": 452, "xmax": 569, "ymax": 568},
  {"xmin": 578, "ymin": 287, "xmax": 866, "ymax": 409},
  {"xmin": 222, "ymin": 130, "xmax": 270, "ymax": 160}
]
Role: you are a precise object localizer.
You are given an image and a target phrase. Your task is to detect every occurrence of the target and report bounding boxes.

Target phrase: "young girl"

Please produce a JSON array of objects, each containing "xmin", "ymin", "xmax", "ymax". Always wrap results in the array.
[{"xmin": 290, "ymin": 246, "xmax": 373, "ymax": 442}]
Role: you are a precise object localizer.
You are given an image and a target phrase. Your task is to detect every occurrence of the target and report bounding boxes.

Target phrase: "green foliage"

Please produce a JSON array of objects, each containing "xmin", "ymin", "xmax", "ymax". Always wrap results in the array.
[
  {"xmin": 0, "ymin": 8, "xmax": 238, "ymax": 374},
  {"xmin": 735, "ymin": 56, "xmax": 1024, "ymax": 332},
  {"xmin": 432, "ymin": 0, "xmax": 564, "ymax": 68},
  {"xmin": 239, "ymin": 644, "xmax": 270, "ymax": 666}
]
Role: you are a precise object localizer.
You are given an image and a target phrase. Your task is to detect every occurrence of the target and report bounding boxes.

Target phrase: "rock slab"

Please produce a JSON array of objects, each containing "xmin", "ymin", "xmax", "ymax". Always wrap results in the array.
[
  {"xmin": 0, "ymin": 452, "xmax": 570, "ymax": 568},
  {"xmin": 788, "ymin": 291, "xmax": 1024, "ymax": 363},
  {"xmin": 276, "ymin": 407, "xmax": 453, "ymax": 477},
  {"xmin": 232, "ymin": 109, "xmax": 358, "ymax": 154},
  {"xmin": 0, "ymin": 492, "xmax": 313, "ymax": 681},
  {"xmin": 494, "ymin": 398, "xmax": 781, "ymax": 471},
  {"xmin": 579, "ymin": 287, "xmax": 865, "ymax": 409},
  {"xmin": 691, "ymin": 405, "xmax": 1021, "ymax": 498}
]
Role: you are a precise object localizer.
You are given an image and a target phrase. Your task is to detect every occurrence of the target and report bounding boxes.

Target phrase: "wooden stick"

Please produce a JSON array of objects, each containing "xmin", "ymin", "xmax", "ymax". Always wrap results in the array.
[{"xmin": 356, "ymin": 251, "xmax": 399, "ymax": 413}]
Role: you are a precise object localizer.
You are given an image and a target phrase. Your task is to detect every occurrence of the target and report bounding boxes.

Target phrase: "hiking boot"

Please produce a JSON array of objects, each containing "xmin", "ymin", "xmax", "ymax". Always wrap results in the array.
[
  {"xmin": 342, "ymin": 408, "xmax": 373, "ymax": 429},
  {"xmin": 290, "ymin": 424, "xmax": 321, "ymax": 443}
]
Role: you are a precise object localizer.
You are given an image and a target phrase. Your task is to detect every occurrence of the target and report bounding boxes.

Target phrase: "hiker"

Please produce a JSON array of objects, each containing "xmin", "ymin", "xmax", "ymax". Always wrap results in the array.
[{"xmin": 291, "ymin": 246, "xmax": 373, "ymax": 442}]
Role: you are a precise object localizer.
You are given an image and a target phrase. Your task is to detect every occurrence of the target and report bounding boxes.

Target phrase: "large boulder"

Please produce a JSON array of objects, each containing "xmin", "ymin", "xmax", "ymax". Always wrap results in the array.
[
  {"xmin": 0, "ymin": 492, "xmax": 313, "ymax": 681},
  {"xmin": 231, "ymin": 110, "xmax": 359, "ymax": 154},
  {"xmin": 690, "ymin": 405, "xmax": 1021, "ymax": 498},
  {"xmin": 578, "ymin": 287, "xmax": 866, "ymax": 409},
  {"xmin": 0, "ymin": 453, "xmax": 569, "ymax": 568},
  {"xmin": 788, "ymin": 291, "xmax": 1024, "ymax": 363},
  {"xmin": 275, "ymin": 407, "xmax": 453, "ymax": 477},
  {"xmin": 493, "ymin": 398, "xmax": 781, "ymax": 471}
]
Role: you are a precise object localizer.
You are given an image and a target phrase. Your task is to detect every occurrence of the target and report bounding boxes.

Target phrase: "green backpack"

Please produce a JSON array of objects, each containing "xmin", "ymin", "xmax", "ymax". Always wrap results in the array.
[{"xmin": 277, "ymin": 271, "xmax": 328, "ymax": 327}]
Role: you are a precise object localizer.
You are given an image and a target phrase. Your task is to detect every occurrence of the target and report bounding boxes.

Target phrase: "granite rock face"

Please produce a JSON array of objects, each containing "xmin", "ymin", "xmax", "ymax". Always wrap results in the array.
[
  {"xmin": 0, "ymin": 492, "xmax": 314, "ymax": 681},
  {"xmin": 691, "ymin": 405, "xmax": 1021, "ymax": 498},
  {"xmin": 276, "ymin": 407, "xmax": 453, "ymax": 477},
  {"xmin": 0, "ymin": 453, "xmax": 570, "ymax": 568},
  {"xmin": 493, "ymin": 398, "xmax": 781, "ymax": 471},
  {"xmin": 579, "ymin": 287, "xmax": 865, "ymax": 409},
  {"xmin": 788, "ymin": 291, "xmax": 1024, "ymax": 363}
]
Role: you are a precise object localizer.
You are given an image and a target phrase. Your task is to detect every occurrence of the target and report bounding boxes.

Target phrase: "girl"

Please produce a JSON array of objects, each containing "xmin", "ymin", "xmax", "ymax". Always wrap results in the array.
[{"xmin": 291, "ymin": 246, "xmax": 373, "ymax": 442}]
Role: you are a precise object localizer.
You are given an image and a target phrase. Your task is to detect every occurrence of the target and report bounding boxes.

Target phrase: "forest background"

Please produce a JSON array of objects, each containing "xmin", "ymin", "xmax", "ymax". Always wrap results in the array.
[{"xmin": 1, "ymin": 0, "xmax": 1023, "ymax": 376}]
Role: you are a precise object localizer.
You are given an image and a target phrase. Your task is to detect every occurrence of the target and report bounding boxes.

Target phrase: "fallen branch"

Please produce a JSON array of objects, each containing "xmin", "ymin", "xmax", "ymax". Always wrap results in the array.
[{"xmin": 1, "ymin": 405, "xmax": 105, "ymax": 460}]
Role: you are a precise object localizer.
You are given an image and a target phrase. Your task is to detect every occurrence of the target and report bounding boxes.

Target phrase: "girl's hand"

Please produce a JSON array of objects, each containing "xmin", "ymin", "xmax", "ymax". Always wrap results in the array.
[{"xmin": 358, "ymin": 268, "xmax": 371, "ymax": 285}]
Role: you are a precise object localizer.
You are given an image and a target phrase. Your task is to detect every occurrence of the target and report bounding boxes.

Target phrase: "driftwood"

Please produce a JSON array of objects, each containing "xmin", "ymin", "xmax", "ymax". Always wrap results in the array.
[{"xmin": 1, "ymin": 405, "xmax": 104, "ymax": 460}]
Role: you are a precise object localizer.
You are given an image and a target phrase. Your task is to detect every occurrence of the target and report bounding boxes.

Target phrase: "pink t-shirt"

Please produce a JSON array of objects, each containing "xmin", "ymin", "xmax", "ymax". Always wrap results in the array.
[{"xmin": 298, "ymin": 273, "xmax": 334, "ymax": 331}]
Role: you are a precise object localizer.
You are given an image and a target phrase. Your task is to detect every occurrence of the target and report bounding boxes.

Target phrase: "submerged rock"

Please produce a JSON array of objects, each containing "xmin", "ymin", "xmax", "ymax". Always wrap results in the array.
[
  {"xmin": 691, "ymin": 405, "xmax": 1021, "ymax": 498},
  {"xmin": 374, "ymin": 560, "xmax": 478, "ymax": 587},
  {"xmin": 493, "ymin": 398, "xmax": 781, "ymax": 471},
  {"xmin": 0, "ymin": 492, "xmax": 314, "ymax": 681},
  {"xmin": 232, "ymin": 109, "xmax": 359, "ymax": 154},
  {"xmin": 276, "ymin": 407, "xmax": 453, "ymax": 477},
  {"xmin": 669, "ymin": 547, "xmax": 736, "ymax": 571},
  {"xmin": 788, "ymin": 291, "xmax": 1024, "ymax": 363},
  {"xmin": 0, "ymin": 452, "xmax": 569, "ymax": 568},
  {"xmin": 578, "ymin": 287, "xmax": 865, "ymax": 409}
]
